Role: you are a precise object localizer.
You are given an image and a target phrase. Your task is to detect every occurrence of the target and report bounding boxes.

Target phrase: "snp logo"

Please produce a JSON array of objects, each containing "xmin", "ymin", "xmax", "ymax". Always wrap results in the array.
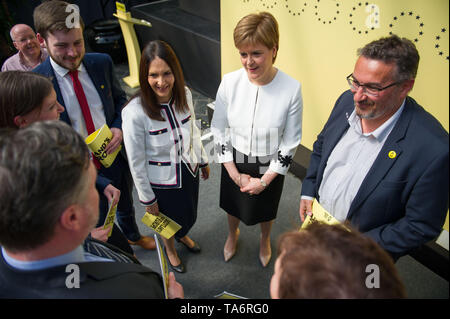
[{"xmin": 65, "ymin": 264, "xmax": 80, "ymax": 289}]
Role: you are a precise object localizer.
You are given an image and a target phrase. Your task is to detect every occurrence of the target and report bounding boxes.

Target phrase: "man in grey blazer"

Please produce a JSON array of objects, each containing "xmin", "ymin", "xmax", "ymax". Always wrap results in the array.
[
  {"xmin": 32, "ymin": 1, "xmax": 155, "ymax": 251},
  {"xmin": 299, "ymin": 35, "xmax": 449, "ymax": 260}
]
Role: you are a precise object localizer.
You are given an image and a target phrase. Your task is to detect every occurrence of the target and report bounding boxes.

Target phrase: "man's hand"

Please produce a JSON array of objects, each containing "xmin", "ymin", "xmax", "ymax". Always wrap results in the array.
[
  {"xmin": 90, "ymin": 225, "xmax": 112, "ymax": 242},
  {"xmin": 103, "ymin": 184, "xmax": 120, "ymax": 206},
  {"xmin": 146, "ymin": 202, "xmax": 159, "ymax": 216},
  {"xmin": 106, "ymin": 128, "xmax": 123, "ymax": 154},
  {"xmin": 167, "ymin": 272, "xmax": 184, "ymax": 299},
  {"xmin": 299, "ymin": 198, "xmax": 313, "ymax": 222}
]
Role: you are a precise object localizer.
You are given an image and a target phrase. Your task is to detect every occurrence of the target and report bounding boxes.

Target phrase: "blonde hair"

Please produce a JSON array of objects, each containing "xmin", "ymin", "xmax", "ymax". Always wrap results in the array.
[{"xmin": 233, "ymin": 12, "xmax": 279, "ymax": 62}]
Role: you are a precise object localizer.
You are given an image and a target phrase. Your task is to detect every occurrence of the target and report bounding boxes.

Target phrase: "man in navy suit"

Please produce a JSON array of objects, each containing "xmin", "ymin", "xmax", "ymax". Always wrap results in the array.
[
  {"xmin": 33, "ymin": 1, "xmax": 155, "ymax": 250},
  {"xmin": 299, "ymin": 35, "xmax": 449, "ymax": 260}
]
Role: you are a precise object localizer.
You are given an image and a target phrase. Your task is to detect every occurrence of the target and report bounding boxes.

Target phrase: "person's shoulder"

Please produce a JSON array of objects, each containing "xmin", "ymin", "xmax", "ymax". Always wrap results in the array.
[
  {"xmin": 32, "ymin": 56, "xmax": 51, "ymax": 74},
  {"xmin": 223, "ymin": 68, "xmax": 246, "ymax": 82},
  {"xmin": 405, "ymin": 97, "xmax": 449, "ymax": 145},
  {"xmin": 84, "ymin": 52, "xmax": 113, "ymax": 64},
  {"xmin": 275, "ymin": 69, "xmax": 302, "ymax": 91},
  {"xmin": 123, "ymin": 96, "xmax": 143, "ymax": 114},
  {"xmin": 1, "ymin": 52, "xmax": 20, "ymax": 71},
  {"xmin": 77, "ymin": 262, "xmax": 164, "ymax": 298},
  {"xmin": 276, "ymin": 69, "xmax": 299, "ymax": 83}
]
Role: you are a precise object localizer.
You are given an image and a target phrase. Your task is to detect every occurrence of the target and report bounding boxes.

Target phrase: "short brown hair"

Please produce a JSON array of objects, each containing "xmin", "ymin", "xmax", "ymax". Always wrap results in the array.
[
  {"xmin": 0, "ymin": 71, "xmax": 54, "ymax": 129},
  {"xmin": 125, "ymin": 40, "xmax": 188, "ymax": 121},
  {"xmin": 357, "ymin": 34, "xmax": 420, "ymax": 81},
  {"xmin": 276, "ymin": 223, "xmax": 406, "ymax": 298},
  {"xmin": 233, "ymin": 11, "xmax": 279, "ymax": 62},
  {"xmin": 34, "ymin": 0, "xmax": 85, "ymax": 40}
]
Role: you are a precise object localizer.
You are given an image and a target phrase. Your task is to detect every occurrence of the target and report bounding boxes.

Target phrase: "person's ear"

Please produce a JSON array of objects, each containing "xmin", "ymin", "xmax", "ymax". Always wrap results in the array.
[
  {"xmin": 13, "ymin": 115, "xmax": 27, "ymax": 128},
  {"xmin": 36, "ymin": 33, "xmax": 46, "ymax": 47},
  {"xmin": 59, "ymin": 205, "xmax": 83, "ymax": 232},
  {"xmin": 400, "ymin": 79, "xmax": 415, "ymax": 97}
]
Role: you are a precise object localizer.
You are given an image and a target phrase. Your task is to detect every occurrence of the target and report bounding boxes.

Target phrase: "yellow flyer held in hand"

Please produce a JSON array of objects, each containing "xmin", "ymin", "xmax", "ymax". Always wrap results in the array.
[
  {"xmin": 103, "ymin": 197, "xmax": 117, "ymax": 238},
  {"xmin": 301, "ymin": 199, "xmax": 341, "ymax": 230},
  {"xmin": 141, "ymin": 212, "xmax": 181, "ymax": 239},
  {"xmin": 85, "ymin": 124, "xmax": 122, "ymax": 168}
]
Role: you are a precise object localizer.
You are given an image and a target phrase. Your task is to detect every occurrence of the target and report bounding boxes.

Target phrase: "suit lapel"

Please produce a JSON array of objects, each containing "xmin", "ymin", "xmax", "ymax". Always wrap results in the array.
[
  {"xmin": 83, "ymin": 56, "xmax": 107, "ymax": 107},
  {"xmin": 40, "ymin": 58, "xmax": 72, "ymax": 124},
  {"xmin": 347, "ymin": 99, "xmax": 413, "ymax": 220}
]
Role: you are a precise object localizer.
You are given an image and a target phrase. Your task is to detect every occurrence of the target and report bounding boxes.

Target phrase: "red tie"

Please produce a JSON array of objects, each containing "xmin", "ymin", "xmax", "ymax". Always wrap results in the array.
[{"xmin": 68, "ymin": 70, "xmax": 101, "ymax": 169}]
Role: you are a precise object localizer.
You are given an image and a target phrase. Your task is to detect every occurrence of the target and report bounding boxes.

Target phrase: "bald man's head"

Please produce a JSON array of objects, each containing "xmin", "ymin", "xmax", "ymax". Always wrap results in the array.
[{"xmin": 10, "ymin": 24, "xmax": 41, "ymax": 60}]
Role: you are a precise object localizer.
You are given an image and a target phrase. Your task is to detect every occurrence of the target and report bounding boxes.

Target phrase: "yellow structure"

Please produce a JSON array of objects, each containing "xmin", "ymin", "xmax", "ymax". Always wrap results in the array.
[{"xmin": 113, "ymin": 1, "xmax": 152, "ymax": 88}]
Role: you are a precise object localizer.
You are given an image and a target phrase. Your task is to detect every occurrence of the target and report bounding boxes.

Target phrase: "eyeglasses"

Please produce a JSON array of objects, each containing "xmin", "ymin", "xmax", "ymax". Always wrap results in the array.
[
  {"xmin": 13, "ymin": 35, "xmax": 37, "ymax": 44},
  {"xmin": 347, "ymin": 73, "xmax": 401, "ymax": 97}
]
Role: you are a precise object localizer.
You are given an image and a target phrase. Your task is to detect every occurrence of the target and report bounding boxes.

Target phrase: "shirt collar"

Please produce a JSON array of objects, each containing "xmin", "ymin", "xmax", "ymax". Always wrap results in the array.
[
  {"xmin": 347, "ymin": 99, "xmax": 406, "ymax": 141},
  {"xmin": 50, "ymin": 56, "xmax": 84, "ymax": 78},
  {"xmin": 1, "ymin": 246, "xmax": 85, "ymax": 271},
  {"xmin": 18, "ymin": 49, "xmax": 46, "ymax": 68}
]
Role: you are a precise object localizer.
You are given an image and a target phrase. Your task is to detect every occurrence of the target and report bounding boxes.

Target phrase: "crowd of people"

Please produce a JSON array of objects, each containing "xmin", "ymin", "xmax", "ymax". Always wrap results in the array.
[{"xmin": 0, "ymin": 1, "xmax": 448, "ymax": 299}]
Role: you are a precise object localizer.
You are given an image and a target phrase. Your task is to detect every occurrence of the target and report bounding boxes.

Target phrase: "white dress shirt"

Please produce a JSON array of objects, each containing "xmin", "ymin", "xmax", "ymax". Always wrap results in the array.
[
  {"xmin": 50, "ymin": 57, "xmax": 106, "ymax": 138},
  {"xmin": 211, "ymin": 68, "xmax": 303, "ymax": 175},
  {"xmin": 317, "ymin": 101, "xmax": 405, "ymax": 221}
]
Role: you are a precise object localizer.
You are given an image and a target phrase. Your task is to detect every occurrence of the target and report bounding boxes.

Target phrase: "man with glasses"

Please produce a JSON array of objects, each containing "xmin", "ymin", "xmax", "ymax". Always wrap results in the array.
[
  {"xmin": 299, "ymin": 35, "xmax": 448, "ymax": 260},
  {"xmin": 1, "ymin": 24, "xmax": 48, "ymax": 71}
]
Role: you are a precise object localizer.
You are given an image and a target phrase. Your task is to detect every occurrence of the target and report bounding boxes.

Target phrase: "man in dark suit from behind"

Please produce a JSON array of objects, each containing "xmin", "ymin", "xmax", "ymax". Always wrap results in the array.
[
  {"xmin": 32, "ymin": 0, "xmax": 156, "ymax": 251},
  {"xmin": 0, "ymin": 121, "xmax": 183, "ymax": 298}
]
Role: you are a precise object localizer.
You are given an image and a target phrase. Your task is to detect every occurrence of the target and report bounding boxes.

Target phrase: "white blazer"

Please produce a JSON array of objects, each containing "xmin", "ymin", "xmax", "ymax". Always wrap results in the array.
[
  {"xmin": 211, "ymin": 68, "xmax": 303, "ymax": 175},
  {"xmin": 122, "ymin": 87, "xmax": 208, "ymax": 206}
]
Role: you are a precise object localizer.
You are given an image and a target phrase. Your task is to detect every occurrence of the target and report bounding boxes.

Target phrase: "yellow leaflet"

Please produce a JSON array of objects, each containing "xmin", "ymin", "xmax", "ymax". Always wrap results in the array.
[
  {"xmin": 141, "ymin": 212, "xmax": 181, "ymax": 239},
  {"xmin": 103, "ymin": 197, "xmax": 117, "ymax": 238},
  {"xmin": 300, "ymin": 199, "xmax": 341, "ymax": 230},
  {"xmin": 85, "ymin": 124, "xmax": 122, "ymax": 168},
  {"xmin": 153, "ymin": 234, "xmax": 169, "ymax": 299}
]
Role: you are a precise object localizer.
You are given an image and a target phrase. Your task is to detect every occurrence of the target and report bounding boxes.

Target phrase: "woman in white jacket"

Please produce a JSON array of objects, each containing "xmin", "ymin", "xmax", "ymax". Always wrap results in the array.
[
  {"xmin": 122, "ymin": 40, "xmax": 209, "ymax": 273},
  {"xmin": 211, "ymin": 12, "xmax": 303, "ymax": 267}
]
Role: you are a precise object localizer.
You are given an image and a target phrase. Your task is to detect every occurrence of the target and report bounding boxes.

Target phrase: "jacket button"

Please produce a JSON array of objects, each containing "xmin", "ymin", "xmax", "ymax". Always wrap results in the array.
[{"xmin": 157, "ymin": 163, "xmax": 161, "ymax": 166}]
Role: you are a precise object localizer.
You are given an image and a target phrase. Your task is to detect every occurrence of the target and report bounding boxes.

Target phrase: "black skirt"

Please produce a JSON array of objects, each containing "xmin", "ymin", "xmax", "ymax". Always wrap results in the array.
[
  {"xmin": 152, "ymin": 162, "xmax": 199, "ymax": 239},
  {"xmin": 220, "ymin": 148, "xmax": 285, "ymax": 226}
]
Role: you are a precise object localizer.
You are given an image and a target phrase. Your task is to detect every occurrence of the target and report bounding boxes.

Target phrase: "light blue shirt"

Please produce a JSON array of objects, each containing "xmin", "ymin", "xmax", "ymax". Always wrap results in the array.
[
  {"xmin": 302, "ymin": 100, "xmax": 405, "ymax": 221},
  {"xmin": 2, "ymin": 246, "xmax": 112, "ymax": 271}
]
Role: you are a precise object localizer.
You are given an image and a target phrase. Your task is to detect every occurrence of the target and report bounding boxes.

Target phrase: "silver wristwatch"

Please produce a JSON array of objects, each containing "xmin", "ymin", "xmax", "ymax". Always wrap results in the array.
[{"xmin": 260, "ymin": 178, "xmax": 267, "ymax": 188}]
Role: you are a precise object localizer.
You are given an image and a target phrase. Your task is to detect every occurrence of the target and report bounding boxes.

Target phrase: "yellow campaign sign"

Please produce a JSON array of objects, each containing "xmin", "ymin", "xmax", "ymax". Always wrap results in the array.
[
  {"xmin": 141, "ymin": 212, "xmax": 182, "ymax": 239},
  {"xmin": 153, "ymin": 234, "xmax": 169, "ymax": 299},
  {"xmin": 103, "ymin": 197, "xmax": 117, "ymax": 238},
  {"xmin": 301, "ymin": 199, "xmax": 341, "ymax": 230},
  {"xmin": 116, "ymin": 1, "xmax": 126, "ymax": 13},
  {"xmin": 85, "ymin": 124, "xmax": 122, "ymax": 168}
]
